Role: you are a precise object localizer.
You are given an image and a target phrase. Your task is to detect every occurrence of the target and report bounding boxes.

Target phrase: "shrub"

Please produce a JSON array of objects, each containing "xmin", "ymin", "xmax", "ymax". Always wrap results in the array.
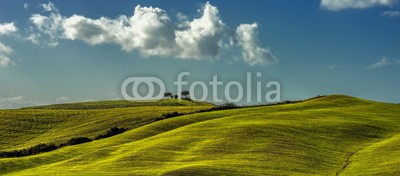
[
  {"xmin": 62, "ymin": 137, "xmax": 92, "ymax": 146},
  {"xmin": 0, "ymin": 143, "xmax": 58, "ymax": 158},
  {"xmin": 155, "ymin": 112, "xmax": 185, "ymax": 121},
  {"xmin": 164, "ymin": 112, "xmax": 184, "ymax": 118},
  {"xmin": 167, "ymin": 112, "xmax": 185, "ymax": 118},
  {"xmin": 215, "ymin": 103, "xmax": 238, "ymax": 110},
  {"xmin": 94, "ymin": 127, "xmax": 127, "ymax": 140},
  {"xmin": 0, "ymin": 127, "xmax": 128, "ymax": 158},
  {"xmin": 28, "ymin": 143, "xmax": 58, "ymax": 154}
]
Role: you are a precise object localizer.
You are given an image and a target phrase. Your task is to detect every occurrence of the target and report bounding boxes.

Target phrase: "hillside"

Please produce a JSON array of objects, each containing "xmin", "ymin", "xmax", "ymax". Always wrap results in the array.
[
  {"xmin": 27, "ymin": 99, "xmax": 214, "ymax": 110},
  {"xmin": 0, "ymin": 99, "xmax": 213, "ymax": 151},
  {"xmin": 1, "ymin": 95, "xmax": 400, "ymax": 175}
]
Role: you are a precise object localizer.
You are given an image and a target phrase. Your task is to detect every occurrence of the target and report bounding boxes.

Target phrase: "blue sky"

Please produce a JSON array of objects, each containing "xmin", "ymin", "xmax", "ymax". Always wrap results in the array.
[{"xmin": 0, "ymin": 0, "xmax": 399, "ymax": 108}]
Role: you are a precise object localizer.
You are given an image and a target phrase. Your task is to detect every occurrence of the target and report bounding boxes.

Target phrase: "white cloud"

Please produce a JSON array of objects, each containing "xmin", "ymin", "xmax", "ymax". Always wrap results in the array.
[
  {"xmin": 367, "ymin": 57, "xmax": 391, "ymax": 69},
  {"xmin": 123, "ymin": 5, "xmax": 174, "ymax": 56},
  {"xmin": 55, "ymin": 96, "xmax": 71, "ymax": 104},
  {"xmin": 62, "ymin": 2, "xmax": 224, "ymax": 59},
  {"xmin": 328, "ymin": 65, "xmax": 338, "ymax": 69},
  {"xmin": 236, "ymin": 23, "xmax": 277, "ymax": 66},
  {"xmin": 174, "ymin": 2, "xmax": 225, "ymax": 59},
  {"xmin": 176, "ymin": 12, "xmax": 189, "ymax": 27},
  {"xmin": 42, "ymin": 2, "xmax": 56, "ymax": 12},
  {"xmin": 29, "ymin": 2, "xmax": 277, "ymax": 65},
  {"xmin": 62, "ymin": 5, "xmax": 175, "ymax": 57},
  {"xmin": 0, "ymin": 22, "xmax": 17, "ymax": 35},
  {"xmin": 320, "ymin": 0, "xmax": 397, "ymax": 11},
  {"xmin": 0, "ymin": 55, "xmax": 15, "ymax": 67},
  {"xmin": 24, "ymin": 3, "xmax": 29, "ymax": 10},
  {"xmin": 0, "ymin": 43, "xmax": 14, "ymax": 67},
  {"xmin": 62, "ymin": 15, "xmax": 116, "ymax": 45},
  {"xmin": 0, "ymin": 22, "xmax": 18, "ymax": 67},
  {"xmin": 0, "ymin": 96, "xmax": 35, "ymax": 109},
  {"xmin": 0, "ymin": 42, "xmax": 13, "ymax": 55},
  {"xmin": 396, "ymin": 59, "xmax": 400, "ymax": 64},
  {"xmin": 29, "ymin": 2, "xmax": 64, "ymax": 46},
  {"xmin": 26, "ymin": 33, "xmax": 40, "ymax": 44},
  {"xmin": 55, "ymin": 96, "xmax": 94, "ymax": 104},
  {"xmin": 381, "ymin": 10, "xmax": 400, "ymax": 17}
]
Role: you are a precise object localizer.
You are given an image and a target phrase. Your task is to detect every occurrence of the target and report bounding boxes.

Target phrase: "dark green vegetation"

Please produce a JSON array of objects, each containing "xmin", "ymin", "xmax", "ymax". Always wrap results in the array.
[
  {"xmin": 0, "ymin": 95, "xmax": 400, "ymax": 175},
  {"xmin": 0, "ymin": 127, "xmax": 127, "ymax": 158},
  {"xmin": 94, "ymin": 127, "xmax": 127, "ymax": 140}
]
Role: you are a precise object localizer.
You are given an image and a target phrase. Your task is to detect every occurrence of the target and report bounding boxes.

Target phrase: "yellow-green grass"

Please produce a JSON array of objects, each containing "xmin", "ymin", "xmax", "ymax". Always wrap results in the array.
[
  {"xmin": 27, "ymin": 99, "xmax": 213, "ymax": 110},
  {"xmin": 1, "ymin": 95, "xmax": 400, "ymax": 175},
  {"xmin": 0, "ymin": 99, "xmax": 213, "ymax": 151},
  {"xmin": 342, "ymin": 134, "xmax": 400, "ymax": 175}
]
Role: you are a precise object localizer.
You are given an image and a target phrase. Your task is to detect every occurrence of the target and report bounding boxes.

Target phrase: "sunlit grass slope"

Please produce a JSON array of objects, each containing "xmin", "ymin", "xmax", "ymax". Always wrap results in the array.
[
  {"xmin": 0, "ymin": 99, "xmax": 213, "ymax": 151},
  {"xmin": 1, "ymin": 95, "xmax": 400, "ymax": 175},
  {"xmin": 28, "ymin": 99, "xmax": 212, "ymax": 110}
]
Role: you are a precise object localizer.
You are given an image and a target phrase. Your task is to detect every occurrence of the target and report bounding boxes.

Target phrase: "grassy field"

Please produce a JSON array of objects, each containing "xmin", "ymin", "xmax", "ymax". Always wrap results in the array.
[
  {"xmin": 0, "ymin": 99, "xmax": 213, "ymax": 151},
  {"xmin": 0, "ymin": 95, "xmax": 399, "ymax": 175}
]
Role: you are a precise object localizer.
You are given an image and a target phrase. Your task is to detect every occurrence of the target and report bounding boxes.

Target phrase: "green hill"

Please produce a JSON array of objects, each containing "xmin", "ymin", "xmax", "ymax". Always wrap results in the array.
[
  {"xmin": 27, "ymin": 99, "xmax": 214, "ymax": 110},
  {"xmin": 1, "ymin": 95, "xmax": 400, "ymax": 175},
  {"xmin": 0, "ymin": 99, "xmax": 213, "ymax": 151}
]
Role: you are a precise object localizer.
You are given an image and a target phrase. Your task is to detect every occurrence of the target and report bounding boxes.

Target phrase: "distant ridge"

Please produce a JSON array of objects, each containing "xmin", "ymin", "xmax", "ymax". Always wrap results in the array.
[
  {"xmin": 26, "ymin": 99, "xmax": 214, "ymax": 110},
  {"xmin": 24, "ymin": 94, "xmax": 391, "ymax": 111}
]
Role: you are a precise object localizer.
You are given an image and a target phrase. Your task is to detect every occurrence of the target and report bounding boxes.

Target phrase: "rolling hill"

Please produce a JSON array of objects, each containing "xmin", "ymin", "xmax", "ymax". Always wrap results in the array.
[
  {"xmin": 1, "ymin": 95, "xmax": 400, "ymax": 175},
  {"xmin": 0, "ymin": 99, "xmax": 213, "ymax": 151}
]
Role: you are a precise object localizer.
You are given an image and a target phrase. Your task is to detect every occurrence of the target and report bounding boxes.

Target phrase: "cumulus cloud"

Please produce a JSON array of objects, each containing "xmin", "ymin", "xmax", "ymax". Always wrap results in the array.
[
  {"xmin": 367, "ymin": 57, "xmax": 391, "ymax": 69},
  {"xmin": 0, "ymin": 96, "xmax": 35, "ymax": 109},
  {"xmin": 236, "ymin": 23, "xmax": 277, "ymax": 66},
  {"xmin": 62, "ymin": 15, "xmax": 120, "ymax": 45},
  {"xmin": 320, "ymin": 0, "xmax": 397, "ymax": 11},
  {"xmin": 29, "ymin": 2, "xmax": 277, "ymax": 66},
  {"xmin": 0, "ymin": 42, "xmax": 15, "ymax": 67},
  {"xmin": 0, "ymin": 42, "xmax": 13, "ymax": 54},
  {"xmin": 29, "ymin": 2, "xmax": 63, "ymax": 46},
  {"xmin": 63, "ymin": 5, "xmax": 175, "ymax": 56},
  {"xmin": 0, "ymin": 22, "xmax": 17, "ymax": 35},
  {"xmin": 174, "ymin": 2, "xmax": 225, "ymax": 59},
  {"xmin": 0, "ymin": 55, "xmax": 15, "ymax": 67},
  {"xmin": 381, "ymin": 10, "xmax": 400, "ymax": 17},
  {"xmin": 0, "ymin": 22, "xmax": 17, "ymax": 67}
]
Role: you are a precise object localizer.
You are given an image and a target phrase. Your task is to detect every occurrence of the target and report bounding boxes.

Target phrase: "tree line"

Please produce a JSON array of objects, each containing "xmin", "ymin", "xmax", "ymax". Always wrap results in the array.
[
  {"xmin": 0, "ymin": 127, "xmax": 127, "ymax": 158},
  {"xmin": 163, "ymin": 91, "xmax": 190, "ymax": 100}
]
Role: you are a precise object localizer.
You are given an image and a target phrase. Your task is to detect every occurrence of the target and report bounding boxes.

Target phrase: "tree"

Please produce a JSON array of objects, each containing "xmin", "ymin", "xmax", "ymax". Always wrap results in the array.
[
  {"xmin": 181, "ymin": 90, "xmax": 190, "ymax": 100},
  {"xmin": 64, "ymin": 137, "xmax": 92, "ymax": 146},
  {"xmin": 94, "ymin": 127, "xmax": 127, "ymax": 140},
  {"xmin": 164, "ymin": 92, "xmax": 173, "ymax": 99}
]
